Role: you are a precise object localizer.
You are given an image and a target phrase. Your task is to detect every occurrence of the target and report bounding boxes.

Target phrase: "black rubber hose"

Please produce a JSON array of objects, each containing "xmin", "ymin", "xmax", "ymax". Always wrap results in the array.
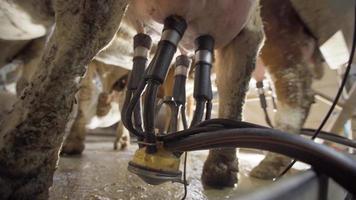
[
  {"xmin": 173, "ymin": 55, "xmax": 190, "ymax": 105},
  {"xmin": 301, "ymin": 129, "xmax": 356, "ymax": 149},
  {"xmin": 190, "ymin": 100, "xmax": 206, "ymax": 127},
  {"xmin": 262, "ymin": 107, "xmax": 274, "ymax": 128},
  {"xmin": 133, "ymin": 103, "xmax": 143, "ymax": 132},
  {"xmin": 166, "ymin": 119, "xmax": 262, "ymax": 140},
  {"xmin": 122, "ymin": 79, "xmax": 146, "ymax": 137},
  {"xmin": 302, "ymin": 128, "xmax": 347, "ymax": 139},
  {"xmin": 197, "ymin": 118, "xmax": 267, "ymax": 129},
  {"xmin": 164, "ymin": 128, "xmax": 356, "ymax": 194},
  {"xmin": 173, "ymin": 75, "xmax": 187, "ymax": 104},
  {"xmin": 128, "ymin": 58, "xmax": 149, "ymax": 90},
  {"xmin": 181, "ymin": 106, "xmax": 188, "ymax": 130},
  {"xmin": 147, "ymin": 41, "xmax": 177, "ymax": 83},
  {"xmin": 147, "ymin": 16, "xmax": 186, "ymax": 83},
  {"xmin": 124, "ymin": 33, "xmax": 151, "ymax": 137},
  {"xmin": 158, "ymin": 126, "xmax": 221, "ymax": 142},
  {"xmin": 193, "ymin": 62, "xmax": 212, "ymax": 101},
  {"xmin": 143, "ymin": 81, "xmax": 160, "ymax": 153},
  {"xmin": 121, "ymin": 90, "xmax": 145, "ymax": 138},
  {"xmin": 205, "ymin": 101, "xmax": 212, "ymax": 120},
  {"xmin": 196, "ymin": 119, "xmax": 356, "ymax": 148}
]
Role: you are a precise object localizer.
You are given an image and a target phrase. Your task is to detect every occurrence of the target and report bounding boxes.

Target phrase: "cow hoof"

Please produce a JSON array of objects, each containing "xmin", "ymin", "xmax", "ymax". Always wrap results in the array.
[
  {"xmin": 119, "ymin": 140, "xmax": 129, "ymax": 150},
  {"xmin": 61, "ymin": 140, "xmax": 85, "ymax": 155},
  {"xmin": 202, "ymin": 157, "xmax": 239, "ymax": 188},
  {"xmin": 250, "ymin": 153, "xmax": 291, "ymax": 179},
  {"xmin": 96, "ymin": 93, "xmax": 112, "ymax": 117},
  {"xmin": 96, "ymin": 104, "xmax": 111, "ymax": 117},
  {"xmin": 113, "ymin": 137, "xmax": 129, "ymax": 150},
  {"xmin": 120, "ymin": 135, "xmax": 129, "ymax": 149},
  {"xmin": 113, "ymin": 141, "xmax": 118, "ymax": 150}
]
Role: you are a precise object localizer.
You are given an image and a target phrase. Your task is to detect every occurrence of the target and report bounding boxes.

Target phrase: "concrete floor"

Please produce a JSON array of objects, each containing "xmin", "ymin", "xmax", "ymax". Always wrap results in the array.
[{"xmin": 49, "ymin": 135, "xmax": 305, "ymax": 200}]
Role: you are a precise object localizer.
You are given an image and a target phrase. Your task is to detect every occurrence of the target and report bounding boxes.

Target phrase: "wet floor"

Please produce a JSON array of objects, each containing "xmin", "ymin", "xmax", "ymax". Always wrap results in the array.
[{"xmin": 49, "ymin": 135, "xmax": 304, "ymax": 200}]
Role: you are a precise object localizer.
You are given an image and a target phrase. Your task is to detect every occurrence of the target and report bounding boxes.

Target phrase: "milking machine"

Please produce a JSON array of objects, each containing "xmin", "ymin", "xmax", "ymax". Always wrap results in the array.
[{"xmin": 122, "ymin": 13, "xmax": 356, "ymax": 198}]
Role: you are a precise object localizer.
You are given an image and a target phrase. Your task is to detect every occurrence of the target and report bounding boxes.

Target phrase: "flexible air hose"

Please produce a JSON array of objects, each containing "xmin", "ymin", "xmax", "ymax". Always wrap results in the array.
[{"xmin": 163, "ymin": 127, "xmax": 356, "ymax": 194}]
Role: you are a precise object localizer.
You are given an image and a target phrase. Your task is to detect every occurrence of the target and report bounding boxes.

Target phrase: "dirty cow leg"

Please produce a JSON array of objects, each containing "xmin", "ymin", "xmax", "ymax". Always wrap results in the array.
[
  {"xmin": 250, "ymin": 0, "xmax": 319, "ymax": 179},
  {"xmin": 0, "ymin": 0, "xmax": 128, "ymax": 199},
  {"xmin": 62, "ymin": 63, "xmax": 96, "ymax": 155},
  {"xmin": 16, "ymin": 37, "xmax": 47, "ymax": 96},
  {"xmin": 202, "ymin": 7, "xmax": 264, "ymax": 188},
  {"xmin": 250, "ymin": 64, "xmax": 314, "ymax": 179},
  {"xmin": 250, "ymin": 0, "xmax": 318, "ymax": 179}
]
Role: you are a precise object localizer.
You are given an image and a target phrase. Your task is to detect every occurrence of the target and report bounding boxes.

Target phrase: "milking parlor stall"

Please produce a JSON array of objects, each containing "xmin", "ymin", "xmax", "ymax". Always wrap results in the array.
[{"xmin": 0, "ymin": 0, "xmax": 356, "ymax": 199}]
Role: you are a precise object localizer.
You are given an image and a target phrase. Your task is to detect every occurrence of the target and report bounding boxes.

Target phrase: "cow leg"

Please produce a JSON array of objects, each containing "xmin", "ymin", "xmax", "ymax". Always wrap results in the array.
[
  {"xmin": 114, "ymin": 120, "xmax": 130, "ymax": 150},
  {"xmin": 250, "ymin": 62, "xmax": 315, "ymax": 179},
  {"xmin": 202, "ymin": 6, "xmax": 264, "ymax": 187},
  {"xmin": 16, "ymin": 37, "xmax": 46, "ymax": 96},
  {"xmin": 114, "ymin": 89, "xmax": 130, "ymax": 150},
  {"xmin": 250, "ymin": 0, "xmax": 319, "ymax": 179},
  {"xmin": 250, "ymin": 64, "xmax": 314, "ymax": 179},
  {"xmin": 0, "ymin": 0, "xmax": 128, "ymax": 199},
  {"xmin": 61, "ymin": 63, "xmax": 96, "ymax": 155}
]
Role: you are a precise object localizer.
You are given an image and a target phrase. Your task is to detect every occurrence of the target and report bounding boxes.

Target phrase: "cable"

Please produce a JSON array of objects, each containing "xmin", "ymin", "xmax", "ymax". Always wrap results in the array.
[
  {"xmin": 143, "ymin": 81, "xmax": 160, "ymax": 153},
  {"xmin": 260, "ymin": 93, "xmax": 356, "ymax": 147},
  {"xmin": 122, "ymin": 79, "xmax": 147, "ymax": 137},
  {"xmin": 205, "ymin": 100, "xmax": 212, "ymax": 120},
  {"xmin": 256, "ymin": 80, "xmax": 274, "ymax": 128},
  {"xmin": 161, "ymin": 118, "xmax": 356, "ymax": 149},
  {"xmin": 181, "ymin": 106, "xmax": 188, "ymax": 130},
  {"xmin": 181, "ymin": 152, "xmax": 188, "ymax": 200},
  {"xmin": 260, "ymin": 89, "xmax": 356, "ymax": 146},
  {"xmin": 133, "ymin": 103, "xmax": 143, "ymax": 132},
  {"xmin": 190, "ymin": 100, "xmax": 206, "ymax": 127},
  {"xmin": 262, "ymin": 106, "xmax": 274, "ymax": 128},
  {"xmin": 278, "ymin": 2, "xmax": 356, "ymax": 177},
  {"xmin": 301, "ymin": 129, "xmax": 356, "ymax": 149},
  {"xmin": 310, "ymin": 0, "xmax": 356, "ymax": 140},
  {"xmin": 180, "ymin": 106, "xmax": 188, "ymax": 200},
  {"xmin": 121, "ymin": 89, "xmax": 144, "ymax": 137},
  {"xmin": 197, "ymin": 118, "xmax": 267, "ymax": 129},
  {"xmin": 260, "ymin": 89, "xmax": 356, "ymax": 147},
  {"xmin": 160, "ymin": 126, "xmax": 222, "ymax": 142}
]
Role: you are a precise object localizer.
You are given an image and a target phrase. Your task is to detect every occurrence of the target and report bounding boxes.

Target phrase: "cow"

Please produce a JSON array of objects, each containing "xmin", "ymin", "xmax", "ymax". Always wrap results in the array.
[{"xmin": 0, "ymin": 0, "xmax": 265, "ymax": 198}]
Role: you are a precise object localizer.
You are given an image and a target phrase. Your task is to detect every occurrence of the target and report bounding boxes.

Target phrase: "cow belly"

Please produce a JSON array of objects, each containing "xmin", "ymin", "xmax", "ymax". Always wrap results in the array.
[{"xmin": 132, "ymin": 0, "xmax": 257, "ymax": 49}]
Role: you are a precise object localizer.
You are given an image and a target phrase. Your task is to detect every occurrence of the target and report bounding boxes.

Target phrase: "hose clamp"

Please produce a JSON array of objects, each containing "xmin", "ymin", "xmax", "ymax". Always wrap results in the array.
[
  {"xmin": 161, "ymin": 29, "xmax": 181, "ymax": 46},
  {"xmin": 195, "ymin": 50, "xmax": 213, "ymax": 64},
  {"xmin": 174, "ymin": 65, "xmax": 188, "ymax": 77},
  {"xmin": 134, "ymin": 46, "xmax": 149, "ymax": 58}
]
